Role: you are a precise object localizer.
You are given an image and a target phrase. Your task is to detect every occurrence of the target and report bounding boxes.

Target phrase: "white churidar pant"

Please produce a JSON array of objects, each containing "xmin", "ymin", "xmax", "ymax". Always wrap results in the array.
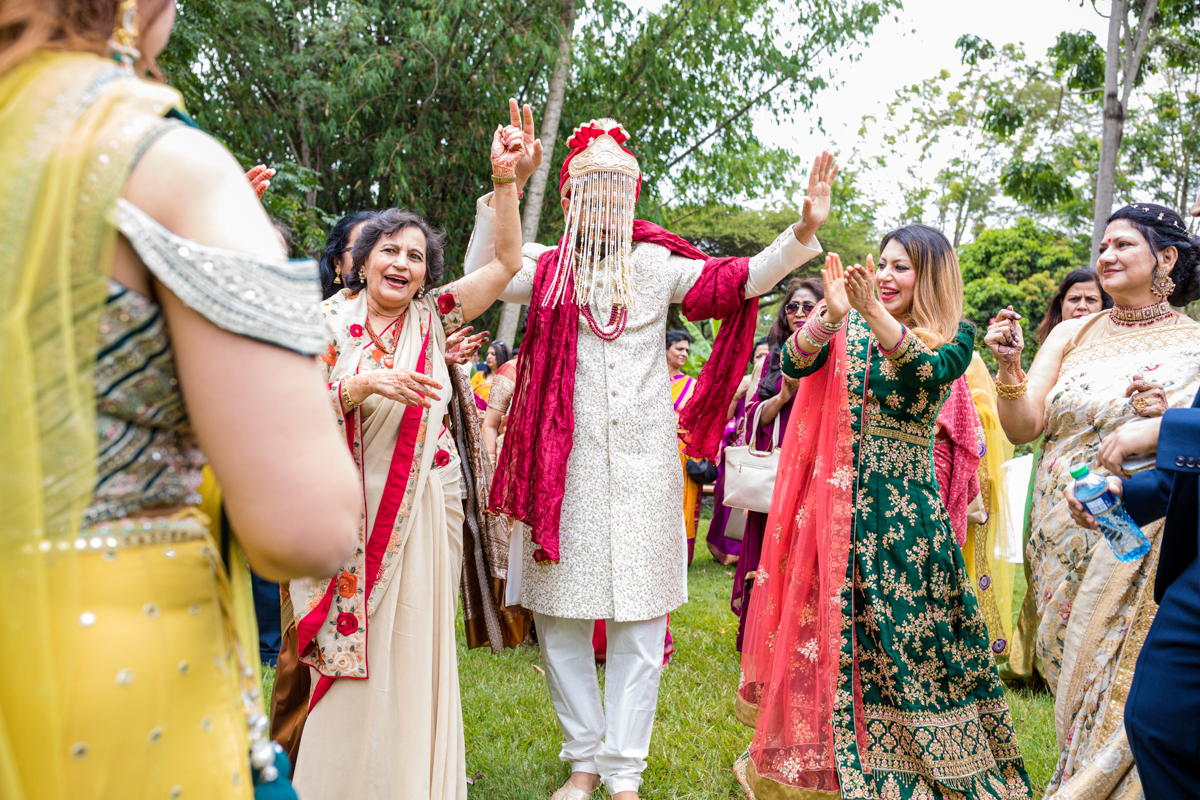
[{"xmin": 533, "ymin": 612, "xmax": 668, "ymax": 795}]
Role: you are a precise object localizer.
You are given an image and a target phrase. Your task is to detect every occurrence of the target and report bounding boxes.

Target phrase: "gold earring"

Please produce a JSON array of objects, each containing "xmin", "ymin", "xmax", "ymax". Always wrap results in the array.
[
  {"xmin": 108, "ymin": 0, "xmax": 141, "ymax": 71},
  {"xmin": 334, "ymin": 267, "xmax": 342, "ymax": 285},
  {"xmin": 1152, "ymin": 266, "xmax": 1175, "ymax": 299}
]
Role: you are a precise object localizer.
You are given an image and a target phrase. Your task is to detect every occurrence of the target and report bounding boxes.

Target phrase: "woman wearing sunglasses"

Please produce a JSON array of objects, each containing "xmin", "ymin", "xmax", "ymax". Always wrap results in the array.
[{"xmin": 731, "ymin": 277, "xmax": 822, "ymax": 649}]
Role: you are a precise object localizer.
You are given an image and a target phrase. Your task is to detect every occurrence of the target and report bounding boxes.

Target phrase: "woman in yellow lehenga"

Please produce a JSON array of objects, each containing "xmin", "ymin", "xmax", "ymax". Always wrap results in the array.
[{"xmin": 0, "ymin": 3, "xmax": 364, "ymax": 798}]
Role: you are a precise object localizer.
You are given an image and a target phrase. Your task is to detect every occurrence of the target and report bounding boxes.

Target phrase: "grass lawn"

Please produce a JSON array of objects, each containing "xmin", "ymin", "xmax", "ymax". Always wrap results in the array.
[{"xmin": 265, "ymin": 513, "xmax": 1059, "ymax": 798}]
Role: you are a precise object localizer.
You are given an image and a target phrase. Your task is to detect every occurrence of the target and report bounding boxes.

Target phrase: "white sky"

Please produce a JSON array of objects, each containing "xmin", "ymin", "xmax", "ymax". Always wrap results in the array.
[{"xmin": 760, "ymin": 0, "xmax": 1112, "ymax": 224}]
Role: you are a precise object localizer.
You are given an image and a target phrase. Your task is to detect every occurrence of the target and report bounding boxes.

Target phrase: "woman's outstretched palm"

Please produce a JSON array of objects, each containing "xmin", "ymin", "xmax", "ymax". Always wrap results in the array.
[{"xmin": 822, "ymin": 253, "xmax": 851, "ymax": 321}]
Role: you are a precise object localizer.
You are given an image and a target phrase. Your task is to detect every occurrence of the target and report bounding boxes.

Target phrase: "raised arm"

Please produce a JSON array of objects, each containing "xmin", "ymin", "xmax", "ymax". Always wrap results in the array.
[
  {"xmin": 462, "ymin": 100, "xmax": 545, "ymax": 305},
  {"xmin": 455, "ymin": 100, "xmax": 542, "ymax": 321},
  {"xmin": 745, "ymin": 152, "xmax": 837, "ymax": 298},
  {"xmin": 668, "ymin": 152, "xmax": 835, "ymax": 303}
]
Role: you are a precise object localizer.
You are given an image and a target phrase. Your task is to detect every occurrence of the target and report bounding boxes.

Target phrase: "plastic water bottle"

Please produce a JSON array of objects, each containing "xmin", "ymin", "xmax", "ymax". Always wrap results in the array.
[{"xmin": 1069, "ymin": 464, "xmax": 1151, "ymax": 563}]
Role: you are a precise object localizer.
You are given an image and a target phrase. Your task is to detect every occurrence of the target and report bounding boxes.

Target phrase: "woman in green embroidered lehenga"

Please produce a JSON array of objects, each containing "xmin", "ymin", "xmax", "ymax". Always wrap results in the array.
[{"xmin": 736, "ymin": 226, "xmax": 1032, "ymax": 800}]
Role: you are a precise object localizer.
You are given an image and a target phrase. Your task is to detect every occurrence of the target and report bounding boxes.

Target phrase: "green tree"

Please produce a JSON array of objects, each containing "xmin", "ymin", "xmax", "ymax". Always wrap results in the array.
[
  {"xmin": 160, "ymin": 0, "xmax": 901, "ymax": 340},
  {"xmin": 957, "ymin": 217, "xmax": 1089, "ymax": 367}
]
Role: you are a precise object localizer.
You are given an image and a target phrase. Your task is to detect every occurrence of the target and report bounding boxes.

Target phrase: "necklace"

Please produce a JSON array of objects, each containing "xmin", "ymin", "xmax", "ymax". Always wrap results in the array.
[
  {"xmin": 1109, "ymin": 300, "xmax": 1172, "ymax": 328},
  {"xmin": 365, "ymin": 315, "xmax": 402, "ymax": 354},
  {"xmin": 581, "ymin": 305, "xmax": 628, "ymax": 341}
]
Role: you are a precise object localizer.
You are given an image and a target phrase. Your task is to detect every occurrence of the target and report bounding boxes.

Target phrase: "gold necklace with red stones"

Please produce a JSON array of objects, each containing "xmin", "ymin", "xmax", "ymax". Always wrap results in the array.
[
  {"xmin": 1109, "ymin": 300, "xmax": 1172, "ymax": 328},
  {"xmin": 365, "ymin": 315, "xmax": 402, "ymax": 354}
]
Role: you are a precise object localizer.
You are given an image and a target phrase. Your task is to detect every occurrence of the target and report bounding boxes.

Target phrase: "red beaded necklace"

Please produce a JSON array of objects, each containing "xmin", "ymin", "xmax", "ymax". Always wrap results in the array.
[
  {"xmin": 365, "ymin": 316, "xmax": 402, "ymax": 354},
  {"xmin": 581, "ymin": 305, "xmax": 628, "ymax": 341}
]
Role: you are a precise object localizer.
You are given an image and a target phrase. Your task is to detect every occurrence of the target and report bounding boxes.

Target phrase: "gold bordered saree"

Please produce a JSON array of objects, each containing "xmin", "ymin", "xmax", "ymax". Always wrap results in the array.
[{"xmin": 1026, "ymin": 311, "xmax": 1200, "ymax": 799}]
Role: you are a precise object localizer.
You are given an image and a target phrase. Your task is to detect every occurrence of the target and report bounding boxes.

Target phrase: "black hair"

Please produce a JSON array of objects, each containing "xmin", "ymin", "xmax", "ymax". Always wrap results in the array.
[
  {"xmin": 347, "ymin": 208, "xmax": 446, "ymax": 295},
  {"xmin": 767, "ymin": 277, "xmax": 824, "ymax": 346},
  {"xmin": 485, "ymin": 341, "xmax": 511, "ymax": 377},
  {"xmin": 1035, "ymin": 268, "xmax": 1113, "ymax": 344},
  {"xmin": 319, "ymin": 211, "xmax": 378, "ymax": 300},
  {"xmin": 1105, "ymin": 203, "xmax": 1200, "ymax": 305},
  {"xmin": 754, "ymin": 337, "xmax": 770, "ymax": 349},
  {"xmin": 665, "ymin": 329, "xmax": 692, "ymax": 349}
]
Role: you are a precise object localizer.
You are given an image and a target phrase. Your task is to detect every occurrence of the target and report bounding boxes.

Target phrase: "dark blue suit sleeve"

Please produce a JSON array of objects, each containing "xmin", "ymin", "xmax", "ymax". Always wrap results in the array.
[
  {"xmin": 1123, "ymin": 407, "xmax": 1200, "ymax": 526},
  {"xmin": 1155, "ymin": 408, "xmax": 1200, "ymax": 477},
  {"xmin": 1123, "ymin": 469, "xmax": 1174, "ymax": 527}
]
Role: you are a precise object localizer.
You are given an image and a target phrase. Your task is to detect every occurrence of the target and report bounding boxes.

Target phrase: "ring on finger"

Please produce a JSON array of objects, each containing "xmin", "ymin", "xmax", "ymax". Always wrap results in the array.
[{"xmin": 1132, "ymin": 396, "xmax": 1149, "ymax": 412}]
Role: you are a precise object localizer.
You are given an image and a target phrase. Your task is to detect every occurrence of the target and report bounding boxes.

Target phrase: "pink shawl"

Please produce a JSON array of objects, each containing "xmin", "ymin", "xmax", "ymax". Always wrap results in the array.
[
  {"xmin": 933, "ymin": 375, "xmax": 983, "ymax": 546},
  {"xmin": 487, "ymin": 221, "xmax": 754, "ymax": 563}
]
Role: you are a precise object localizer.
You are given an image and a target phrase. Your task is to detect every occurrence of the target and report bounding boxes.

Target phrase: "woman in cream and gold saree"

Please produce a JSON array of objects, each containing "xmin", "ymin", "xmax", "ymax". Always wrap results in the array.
[
  {"xmin": 0, "ymin": 3, "xmax": 365, "ymax": 798},
  {"xmin": 287, "ymin": 113, "xmax": 532, "ymax": 800},
  {"xmin": 986, "ymin": 202, "xmax": 1200, "ymax": 798}
]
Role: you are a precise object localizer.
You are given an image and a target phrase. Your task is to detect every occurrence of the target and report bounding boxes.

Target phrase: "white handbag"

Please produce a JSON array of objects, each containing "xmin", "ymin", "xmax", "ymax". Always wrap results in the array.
[{"xmin": 722, "ymin": 401, "xmax": 781, "ymax": 514}]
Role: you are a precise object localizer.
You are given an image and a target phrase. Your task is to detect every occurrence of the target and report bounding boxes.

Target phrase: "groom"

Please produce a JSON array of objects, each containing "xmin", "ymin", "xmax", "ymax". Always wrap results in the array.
[{"xmin": 464, "ymin": 107, "xmax": 836, "ymax": 799}]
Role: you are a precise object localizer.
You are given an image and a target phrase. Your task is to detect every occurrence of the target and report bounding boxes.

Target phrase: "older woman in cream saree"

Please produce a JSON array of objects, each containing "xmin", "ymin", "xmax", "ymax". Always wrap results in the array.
[
  {"xmin": 1027, "ymin": 314, "xmax": 1200, "ymax": 798},
  {"xmin": 288, "ymin": 105, "xmax": 537, "ymax": 800}
]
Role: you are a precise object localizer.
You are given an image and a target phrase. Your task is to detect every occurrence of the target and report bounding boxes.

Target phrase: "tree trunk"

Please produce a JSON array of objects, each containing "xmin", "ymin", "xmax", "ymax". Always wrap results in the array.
[
  {"xmin": 495, "ymin": 0, "xmax": 578, "ymax": 348},
  {"xmin": 1092, "ymin": 0, "xmax": 1127, "ymax": 258}
]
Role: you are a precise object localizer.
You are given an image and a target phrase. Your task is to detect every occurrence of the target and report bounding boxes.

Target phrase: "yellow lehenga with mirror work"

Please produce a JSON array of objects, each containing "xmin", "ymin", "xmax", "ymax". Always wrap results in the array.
[{"xmin": 0, "ymin": 52, "xmax": 324, "ymax": 800}]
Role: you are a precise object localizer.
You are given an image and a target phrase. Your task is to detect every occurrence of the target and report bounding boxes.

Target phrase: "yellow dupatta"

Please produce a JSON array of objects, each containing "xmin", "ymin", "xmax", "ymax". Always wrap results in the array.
[
  {"xmin": 962, "ymin": 354, "xmax": 1017, "ymax": 659},
  {"xmin": 0, "ymin": 52, "xmax": 270, "ymax": 798}
]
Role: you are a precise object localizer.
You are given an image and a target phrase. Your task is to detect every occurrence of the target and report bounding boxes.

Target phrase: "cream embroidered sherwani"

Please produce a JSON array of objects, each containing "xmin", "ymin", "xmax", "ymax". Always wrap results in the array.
[{"xmin": 464, "ymin": 195, "xmax": 820, "ymax": 621}]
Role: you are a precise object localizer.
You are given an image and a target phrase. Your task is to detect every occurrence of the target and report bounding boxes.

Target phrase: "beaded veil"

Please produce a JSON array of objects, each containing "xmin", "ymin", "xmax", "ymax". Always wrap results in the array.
[{"xmin": 543, "ymin": 120, "xmax": 641, "ymax": 310}]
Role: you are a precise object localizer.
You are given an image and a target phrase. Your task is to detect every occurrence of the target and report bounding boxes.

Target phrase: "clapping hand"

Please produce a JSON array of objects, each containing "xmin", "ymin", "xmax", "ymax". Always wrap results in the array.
[
  {"xmin": 794, "ymin": 151, "xmax": 839, "ymax": 244},
  {"xmin": 445, "ymin": 327, "xmax": 489, "ymax": 366},
  {"xmin": 984, "ymin": 307, "xmax": 1025, "ymax": 373},
  {"xmin": 845, "ymin": 255, "xmax": 882, "ymax": 317},
  {"xmin": 492, "ymin": 98, "xmax": 543, "ymax": 190},
  {"xmin": 821, "ymin": 253, "xmax": 851, "ymax": 324},
  {"xmin": 246, "ymin": 164, "xmax": 275, "ymax": 200}
]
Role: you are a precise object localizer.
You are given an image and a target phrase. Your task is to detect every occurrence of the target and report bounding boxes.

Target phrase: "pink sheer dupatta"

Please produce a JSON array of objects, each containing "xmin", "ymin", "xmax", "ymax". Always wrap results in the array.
[{"xmin": 737, "ymin": 329, "xmax": 855, "ymax": 796}]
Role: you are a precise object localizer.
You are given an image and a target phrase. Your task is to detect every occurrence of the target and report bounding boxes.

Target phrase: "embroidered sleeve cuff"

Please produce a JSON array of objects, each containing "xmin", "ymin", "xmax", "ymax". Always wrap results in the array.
[
  {"xmin": 784, "ymin": 331, "xmax": 821, "ymax": 373},
  {"xmin": 744, "ymin": 226, "xmax": 822, "ymax": 298},
  {"xmin": 431, "ymin": 282, "xmax": 465, "ymax": 335},
  {"xmin": 880, "ymin": 327, "xmax": 925, "ymax": 365}
]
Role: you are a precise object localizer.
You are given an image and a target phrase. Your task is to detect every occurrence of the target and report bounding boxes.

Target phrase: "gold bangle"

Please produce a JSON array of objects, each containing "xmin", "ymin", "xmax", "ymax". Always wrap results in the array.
[
  {"xmin": 491, "ymin": 174, "xmax": 516, "ymax": 183},
  {"xmin": 994, "ymin": 375, "xmax": 1028, "ymax": 400},
  {"xmin": 340, "ymin": 381, "xmax": 359, "ymax": 411}
]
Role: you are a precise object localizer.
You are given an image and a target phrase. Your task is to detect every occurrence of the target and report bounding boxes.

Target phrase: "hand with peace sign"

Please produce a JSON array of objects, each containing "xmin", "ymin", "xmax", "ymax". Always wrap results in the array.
[{"xmin": 492, "ymin": 98, "xmax": 544, "ymax": 192}]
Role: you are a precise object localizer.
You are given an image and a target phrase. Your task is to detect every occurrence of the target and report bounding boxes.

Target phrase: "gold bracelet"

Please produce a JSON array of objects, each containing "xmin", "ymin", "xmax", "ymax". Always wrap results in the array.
[
  {"xmin": 994, "ymin": 374, "xmax": 1028, "ymax": 400},
  {"xmin": 340, "ymin": 381, "xmax": 360, "ymax": 411},
  {"xmin": 491, "ymin": 174, "xmax": 516, "ymax": 183}
]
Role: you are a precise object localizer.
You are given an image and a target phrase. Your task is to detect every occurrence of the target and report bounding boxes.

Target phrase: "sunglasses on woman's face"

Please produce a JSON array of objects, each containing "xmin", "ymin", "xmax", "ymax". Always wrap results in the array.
[{"xmin": 786, "ymin": 301, "xmax": 816, "ymax": 315}]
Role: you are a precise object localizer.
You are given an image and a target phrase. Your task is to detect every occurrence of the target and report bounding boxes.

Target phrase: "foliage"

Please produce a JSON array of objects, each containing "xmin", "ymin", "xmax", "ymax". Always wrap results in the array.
[
  {"xmin": 958, "ymin": 217, "xmax": 1089, "ymax": 367},
  {"xmin": 160, "ymin": 0, "xmax": 900, "ymax": 334},
  {"xmin": 860, "ymin": 43, "xmax": 1104, "ymax": 245},
  {"xmin": 1122, "ymin": 64, "xmax": 1200, "ymax": 225}
]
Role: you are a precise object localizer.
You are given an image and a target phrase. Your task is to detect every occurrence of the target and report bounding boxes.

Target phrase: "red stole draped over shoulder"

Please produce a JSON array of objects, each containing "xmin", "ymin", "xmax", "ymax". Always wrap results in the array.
[{"xmin": 487, "ymin": 221, "xmax": 755, "ymax": 564}]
